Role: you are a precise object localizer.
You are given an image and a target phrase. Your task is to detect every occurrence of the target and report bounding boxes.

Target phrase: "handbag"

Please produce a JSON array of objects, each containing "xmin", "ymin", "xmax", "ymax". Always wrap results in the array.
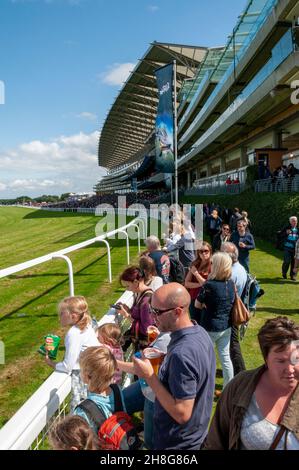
[{"xmin": 231, "ymin": 286, "xmax": 250, "ymax": 326}]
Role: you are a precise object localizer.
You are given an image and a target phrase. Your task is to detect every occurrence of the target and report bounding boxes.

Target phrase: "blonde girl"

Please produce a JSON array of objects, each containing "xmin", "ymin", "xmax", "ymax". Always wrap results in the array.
[
  {"xmin": 44, "ymin": 295, "xmax": 99, "ymax": 411},
  {"xmin": 97, "ymin": 323, "xmax": 124, "ymax": 384}
]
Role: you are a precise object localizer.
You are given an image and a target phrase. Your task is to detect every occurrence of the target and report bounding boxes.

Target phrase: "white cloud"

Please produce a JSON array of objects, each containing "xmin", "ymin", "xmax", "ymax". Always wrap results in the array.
[
  {"xmin": 0, "ymin": 131, "xmax": 107, "ymax": 197},
  {"xmin": 148, "ymin": 5, "xmax": 159, "ymax": 12},
  {"xmin": 100, "ymin": 63, "xmax": 136, "ymax": 87},
  {"xmin": 76, "ymin": 112, "xmax": 97, "ymax": 121}
]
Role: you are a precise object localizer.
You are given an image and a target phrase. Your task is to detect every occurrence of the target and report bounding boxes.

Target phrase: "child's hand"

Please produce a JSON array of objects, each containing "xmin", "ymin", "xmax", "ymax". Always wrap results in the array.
[{"xmin": 45, "ymin": 353, "xmax": 56, "ymax": 369}]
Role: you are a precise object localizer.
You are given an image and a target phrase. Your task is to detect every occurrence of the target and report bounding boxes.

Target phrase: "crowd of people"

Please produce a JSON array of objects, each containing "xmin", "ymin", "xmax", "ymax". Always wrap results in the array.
[
  {"xmin": 47, "ymin": 190, "xmax": 169, "ymax": 210},
  {"xmin": 42, "ymin": 206, "xmax": 299, "ymax": 451},
  {"xmin": 258, "ymin": 162, "xmax": 299, "ymax": 181}
]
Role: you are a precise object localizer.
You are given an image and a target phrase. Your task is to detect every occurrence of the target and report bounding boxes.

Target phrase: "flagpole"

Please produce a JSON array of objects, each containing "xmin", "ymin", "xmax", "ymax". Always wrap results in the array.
[{"xmin": 173, "ymin": 60, "xmax": 178, "ymax": 208}]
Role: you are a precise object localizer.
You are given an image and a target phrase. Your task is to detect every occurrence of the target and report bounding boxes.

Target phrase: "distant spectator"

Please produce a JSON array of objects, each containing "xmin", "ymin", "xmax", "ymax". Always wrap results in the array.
[
  {"xmin": 229, "ymin": 207, "xmax": 242, "ymax": 232},
  {"xmin": 206, "ymin": 209, "xmax": 222, "ymax": 243},
  {"xmin": 233, "ymin": 176, "xmax": 240, "ymax": 184},
  {"xmin": 287, "ymin": 163, "xmax": 298, "ymax": 178},
  {"xmin": 139, "ymin": 255, "xmax": 163, "ymax": 292},
  {"xmin": 278, "ymin": 165, "xmax": 288, "ymax": 178},
  {"xmin": 280, "ymin": 216, "xmax": 298, "ymax": 281},
  {"xmin": 231, "ymin": 219, "xmax": 255, "ymax": 272},
  {"xmin": 293, "ymin": 238, "xmax": 299, "ymax": 280},
  {"xmin": 225, "ymin": 176, "xmax": 232, "ymax": 185},
  {"xmin": 145, "ymin": 235, "xmax": 171, "ymax": 284},
  {"xmin": 165, "ymin": 225, "xmax": 195, "ymax": 273},
  {"xmin": 212, "ymin": 223, "xmax": 231, "ymax": 253},
  {"xmin": 221, "ymin": 207, "xmax": 231, "ymax": 225},
  {"xmin": 241, "ymin": 211, "xmax": 252, "ymax": 232}
]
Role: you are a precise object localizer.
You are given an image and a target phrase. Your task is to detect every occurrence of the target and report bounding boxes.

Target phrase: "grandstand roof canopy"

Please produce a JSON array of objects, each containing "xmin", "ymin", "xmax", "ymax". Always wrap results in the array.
[{"xmin": 98, "ymin": 42, "xmax": 207, "ymax": 169}]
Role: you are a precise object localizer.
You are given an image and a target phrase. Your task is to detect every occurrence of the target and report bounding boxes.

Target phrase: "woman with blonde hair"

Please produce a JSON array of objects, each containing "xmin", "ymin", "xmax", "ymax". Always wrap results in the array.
[
  {"xmin": 44, "ymin": 295, "xmax": 99, "ymax": 411},
  {"xmin": 195, "ymin": 252, "xmax": 235, "ymax": 392}
]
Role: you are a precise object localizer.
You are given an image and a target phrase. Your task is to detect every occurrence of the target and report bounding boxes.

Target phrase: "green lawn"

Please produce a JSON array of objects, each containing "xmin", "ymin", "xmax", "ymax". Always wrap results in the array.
[{"xmin": 0, "ymin": 206, "xmax": 298, "ymax": 428}]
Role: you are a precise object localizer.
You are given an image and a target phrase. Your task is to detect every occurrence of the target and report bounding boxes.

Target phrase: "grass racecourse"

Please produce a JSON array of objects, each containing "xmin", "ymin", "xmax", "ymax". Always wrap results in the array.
[{"xmin": 0, "ymin": 206, "xmax": 298, "ymax": 428}]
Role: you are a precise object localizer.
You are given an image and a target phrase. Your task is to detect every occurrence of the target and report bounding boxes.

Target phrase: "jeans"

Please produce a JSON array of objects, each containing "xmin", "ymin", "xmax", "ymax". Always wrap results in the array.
[
  {"xmin": 282, "ymin": 249, "xmax": 295, "ymax": 277},
  {"xmin": 230, "ymin": 325, "xmax": 246, "ymax": 376},
  {"xmin": 208, "ymin": 327, "xmax": 234, "ymax": 388},
  {"xmin": 144, "ymin": 398, "xmax": 154, "ymax": 450},
  {"xmin": 122, "ymin": 380, "xmax": 145, "ymax": 415},
  {"xmin": 239, "ymin": 256, "xmax": 249, "ymax": 273}
]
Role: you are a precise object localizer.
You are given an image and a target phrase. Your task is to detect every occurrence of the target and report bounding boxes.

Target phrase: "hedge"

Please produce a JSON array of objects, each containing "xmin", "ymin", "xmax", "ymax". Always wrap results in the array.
[{"xmin": 181, "ymin": 191, "xmax": 299, "ymax": 243}]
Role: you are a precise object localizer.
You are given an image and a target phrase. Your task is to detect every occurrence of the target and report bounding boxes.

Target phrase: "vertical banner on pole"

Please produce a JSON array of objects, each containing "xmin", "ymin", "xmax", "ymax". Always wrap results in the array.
[{"xmin": 154, "ymin": 63, "xmax": 175, "ymax": 175}]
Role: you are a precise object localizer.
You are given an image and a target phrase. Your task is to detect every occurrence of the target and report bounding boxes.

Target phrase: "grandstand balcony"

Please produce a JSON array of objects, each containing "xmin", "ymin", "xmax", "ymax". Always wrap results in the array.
[{"xmin": 178, "ymin": 0, "xmax": 294, "ymax": 151}]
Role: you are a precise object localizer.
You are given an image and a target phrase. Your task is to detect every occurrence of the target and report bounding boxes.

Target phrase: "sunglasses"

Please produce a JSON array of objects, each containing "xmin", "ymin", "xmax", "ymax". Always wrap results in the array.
[
  {"xmin": 199, "ymin": 249, "xmax": 210, "ymax": 254},
  {"xmin": 150, "ymin": 305, "xmax": 182, "ymax": 316}
]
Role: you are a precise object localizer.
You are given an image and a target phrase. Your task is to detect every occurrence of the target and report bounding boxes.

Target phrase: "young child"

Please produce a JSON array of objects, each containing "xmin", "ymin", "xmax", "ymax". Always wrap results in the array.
[
  {"xmin": 44, "ymin": 296, "xmax": 99, "ymax": 412},
  {"xmin": 97, "ymin": 323, "xmax": 124, "ymax": 384},
  {"xmin": 49, "ymin": 415, "xmax": 99, "ymax": 450},
  {"xmin": 73, "ymin": 346, "xmax": 127, "ymax": 435}
]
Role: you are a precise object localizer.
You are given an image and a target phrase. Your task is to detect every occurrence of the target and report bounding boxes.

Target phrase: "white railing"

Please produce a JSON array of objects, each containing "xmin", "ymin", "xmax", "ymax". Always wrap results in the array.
[
  {"xmin": 0, "ymin": 210, "xmax": 147, "ymax": 291},
  {"xmin": 254, "ymin": 175, "xmax": 299, "ymax": 193},
  {"xmin": 0, "ymin": 208, "xmax": 148, "ymax": 450}
]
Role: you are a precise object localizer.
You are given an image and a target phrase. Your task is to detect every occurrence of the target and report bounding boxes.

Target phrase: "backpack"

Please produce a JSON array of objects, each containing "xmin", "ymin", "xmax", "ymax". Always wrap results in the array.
[
  {"xmin": 168, "ymin": 256, "xmax": 185, "ymax": 284},
  {"xmin": 76, "ymin": 384, "xmax": 142, "ymax": 450},
  {"xmin": 240, "ymin": 274, "xmax": 264, "ymax": 340}
]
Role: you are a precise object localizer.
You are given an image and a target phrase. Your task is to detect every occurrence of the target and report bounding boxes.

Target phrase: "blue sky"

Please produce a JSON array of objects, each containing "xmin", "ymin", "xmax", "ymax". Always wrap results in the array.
[{"xmin": 0, "ymin": 0, "xmax": 245, "ymax": 197}]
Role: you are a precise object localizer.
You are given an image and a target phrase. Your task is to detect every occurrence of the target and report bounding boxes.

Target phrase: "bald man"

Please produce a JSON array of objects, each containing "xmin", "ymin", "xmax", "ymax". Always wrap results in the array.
[{"xmin": 133, "ymin": 283, "xmax": 216, "ymax": 450}]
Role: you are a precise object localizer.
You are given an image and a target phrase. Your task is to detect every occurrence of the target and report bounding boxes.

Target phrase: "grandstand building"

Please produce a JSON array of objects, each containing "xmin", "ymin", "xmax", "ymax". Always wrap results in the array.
[{"xmin": 97, "ymin": 0, "xmax": 299, "ymax": 196}]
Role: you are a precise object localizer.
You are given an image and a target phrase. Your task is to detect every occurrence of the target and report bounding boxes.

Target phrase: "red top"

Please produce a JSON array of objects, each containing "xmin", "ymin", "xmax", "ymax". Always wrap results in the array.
[{"xmin": 188, "ymin": 270, "xmax": 209, "ymax": 300}]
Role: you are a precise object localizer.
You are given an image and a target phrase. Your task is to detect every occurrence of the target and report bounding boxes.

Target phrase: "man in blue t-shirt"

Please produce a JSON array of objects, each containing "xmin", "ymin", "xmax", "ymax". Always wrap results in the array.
[
  {"xmin": 281, "ymin": 216, "xmax": 298, "ymax": 281},
  {"xmin": 133, "ymin": 283, "xmax": 216, "ymax": 450}
]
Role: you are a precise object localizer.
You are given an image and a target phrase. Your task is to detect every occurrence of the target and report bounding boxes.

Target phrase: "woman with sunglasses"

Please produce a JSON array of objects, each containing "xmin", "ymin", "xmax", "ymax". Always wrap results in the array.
[{"xmin": 185, "ymin": 241, "xmax": 212, "ymax": 325}]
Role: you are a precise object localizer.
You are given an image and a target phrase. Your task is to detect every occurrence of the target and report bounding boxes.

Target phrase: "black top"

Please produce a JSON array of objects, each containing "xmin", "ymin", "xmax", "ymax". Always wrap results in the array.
[{"xmin": 197, "ymin": 279, "xmax": 235, "ymax": 332}]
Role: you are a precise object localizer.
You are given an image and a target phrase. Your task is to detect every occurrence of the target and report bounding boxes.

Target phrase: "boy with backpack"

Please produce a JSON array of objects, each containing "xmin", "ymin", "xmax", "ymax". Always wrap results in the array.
[{"xmin": 74, "ymin": 346, "xmax": 141, "ymax": 450}]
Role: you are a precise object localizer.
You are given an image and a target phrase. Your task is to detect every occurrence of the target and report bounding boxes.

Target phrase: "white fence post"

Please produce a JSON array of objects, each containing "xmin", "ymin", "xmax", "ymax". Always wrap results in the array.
[
  {"xmin": 118, "ymin": 230, "xmax": 130, "ymax": 265},
  {"xmin": 52, "ymin": 254, "xmax": 74, "ymax": 296},
  {"xmin": 97, "ymin": 239, "xmax": 112, "ymax": 283},
  {"xmin": 131, "ymin": 224, "xmax": 141, "ymax": 253}
]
